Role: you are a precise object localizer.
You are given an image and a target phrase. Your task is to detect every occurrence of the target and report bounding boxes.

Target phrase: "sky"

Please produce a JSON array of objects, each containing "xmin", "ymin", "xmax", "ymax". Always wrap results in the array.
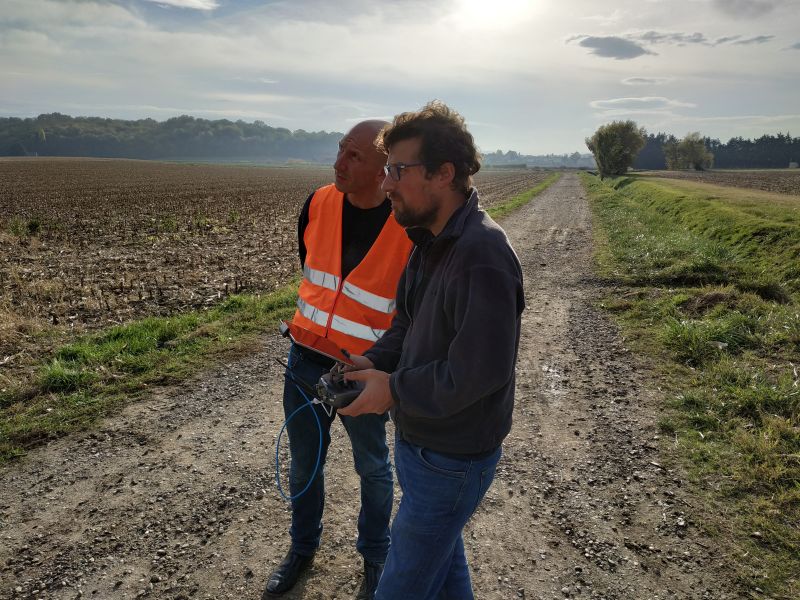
[{"xmin": 1, "ymin": 0, "xmax": 799, "ymax": 155}]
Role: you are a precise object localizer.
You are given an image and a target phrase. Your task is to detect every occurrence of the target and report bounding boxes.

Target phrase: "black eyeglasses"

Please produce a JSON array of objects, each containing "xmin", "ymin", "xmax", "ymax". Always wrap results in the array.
[{"xmin": 384, "ymin": 162, "xmax": 424, "ymax": 181}]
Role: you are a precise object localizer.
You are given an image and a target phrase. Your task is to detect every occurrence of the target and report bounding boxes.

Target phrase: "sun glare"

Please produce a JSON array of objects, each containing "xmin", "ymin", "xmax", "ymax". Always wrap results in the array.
[{"xmin": 451, "ymin": 0, "xmax": 538, "ymax": 31}]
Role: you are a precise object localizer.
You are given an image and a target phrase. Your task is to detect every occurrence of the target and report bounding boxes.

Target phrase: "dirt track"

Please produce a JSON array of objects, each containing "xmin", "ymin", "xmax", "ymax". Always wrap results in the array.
[{"xmin": 0, "ymin": 173, "xmax": 740, "ymax": 599}]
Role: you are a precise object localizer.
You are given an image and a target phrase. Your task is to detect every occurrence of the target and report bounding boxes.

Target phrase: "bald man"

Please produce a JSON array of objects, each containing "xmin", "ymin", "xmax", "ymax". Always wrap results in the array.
[{"xmin": 263, "ymin": 121, "xmax": 412, "ymax": 600}]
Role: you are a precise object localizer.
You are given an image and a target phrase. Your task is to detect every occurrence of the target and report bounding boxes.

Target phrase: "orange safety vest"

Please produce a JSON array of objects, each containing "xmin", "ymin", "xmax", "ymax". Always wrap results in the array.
[{"xmin": 292, "ymin": 184, "xmax": 413, "ymax": 355}]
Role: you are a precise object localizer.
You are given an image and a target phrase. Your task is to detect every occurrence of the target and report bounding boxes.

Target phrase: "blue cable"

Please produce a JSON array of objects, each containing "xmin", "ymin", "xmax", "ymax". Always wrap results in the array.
[{"xmin": 275, "ymin": 371, "xmax": 324, "ymax": 501}]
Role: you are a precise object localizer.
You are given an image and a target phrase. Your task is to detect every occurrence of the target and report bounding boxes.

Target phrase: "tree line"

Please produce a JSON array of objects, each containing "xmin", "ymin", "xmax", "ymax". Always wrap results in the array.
[
  {"xmin": 0, "ymin": 113, "xmax": 592, "ymax": 168},
  {"xmin": 633, "ymin": 131, "xmax": 800, "ymax": 170},
  {"xmin": 6, "ymin": 112, "xmax": 797, "ymax": 172},
  {"xmin": 1, "ymin": 113, "xmax": 342, "ymax": 163},
  {"xmin": 586, "ymin": 121, "xmax": 800, "ymax": 178}
]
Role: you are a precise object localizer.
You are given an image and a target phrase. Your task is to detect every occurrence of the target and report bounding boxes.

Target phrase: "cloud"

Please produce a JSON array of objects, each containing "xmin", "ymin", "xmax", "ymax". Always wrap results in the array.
[
  {"xmin": 205, "ymin": 92, "xmax": 301, "ymax": 104},
  {"xmin": 711, "ymin": 0, "xmax": 777, "ymax": 18},
  {"xmin": 591, "ymin": 97, "xmax": 695, "ymax": 111},
  {"xmin": 637, "ymin": 31, "xmax": 709, "ymax": 45},
  {"xmin": 733, "ymin": 35, "xmax": 774, "ymax": 44},
  {"xmin": 631, "ymin": 31, "xmax": 774, "ymax": 47},
  {"xmin": 788, "ymin": 42, "xmax": 800, "ymax": 50},
  {"xmin": 0, "ymin": 0, "xmax": 144, "ymax": 28},
  {"xmin": 0, "ymin": 28, "xmax": 63, "ymax": 56},
  {"xmin": 622, "ymin": 77, "xmax": 673, "ymax": 86},
  {"xmin": 573, "ymin": 36, "xmax": 655, "ymax": 60},
  {"xmin": 589, "ymin": 96, "xmax": 697, "ymax": 119},
  {"xmin": 714, "ymin": 35, "xmax": 741, "ymax": 44},
  {"xmin": 143, "ymin": 0, "xmax": 219, "ymax": 9}
]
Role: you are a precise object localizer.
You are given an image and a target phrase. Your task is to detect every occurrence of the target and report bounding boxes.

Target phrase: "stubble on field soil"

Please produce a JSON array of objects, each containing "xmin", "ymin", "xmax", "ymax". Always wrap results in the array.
[
  {"xmin": 644, "ymin": 168, "xmax": 800, "ymax": 196},
  {"xmin": 0, "ymin": 158, "xmax": 551, "ymax": 390},
  {"xmin": 0, "ymin": 174, "xmax": 738, "ymax": 600}
]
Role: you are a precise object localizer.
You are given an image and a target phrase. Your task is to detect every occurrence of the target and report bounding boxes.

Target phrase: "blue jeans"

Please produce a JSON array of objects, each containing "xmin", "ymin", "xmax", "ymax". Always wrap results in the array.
[
  {"xmin": 375, "ymin": 439, "xmax": 501, "ymax": 600},
  {"xmin": 282, "ymin": 344, "xmax": 392, "ymax": 564}
]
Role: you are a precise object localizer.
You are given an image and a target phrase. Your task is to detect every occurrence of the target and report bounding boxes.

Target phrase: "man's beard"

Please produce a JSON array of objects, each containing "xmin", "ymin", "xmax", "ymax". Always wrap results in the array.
[{"xmin": 390, "ymin": 193, "xmax": 438, "ymax": 229}]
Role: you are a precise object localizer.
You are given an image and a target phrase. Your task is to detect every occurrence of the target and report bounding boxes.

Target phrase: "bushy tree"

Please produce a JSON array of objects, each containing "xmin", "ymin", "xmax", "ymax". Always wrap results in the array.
[
  {"xmin": 585, "ymin": 120, "xmax": 646, "ymax": 178},
  {"xmin": 662, "ymin": 132, "xmax": 714, "ymax": 170},
  {"xmin": 678, "ymin": 132, "xmax": 714, "ymax": 170}
]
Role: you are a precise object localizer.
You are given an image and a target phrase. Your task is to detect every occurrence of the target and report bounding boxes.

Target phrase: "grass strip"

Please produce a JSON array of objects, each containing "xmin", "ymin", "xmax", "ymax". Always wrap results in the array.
[
  {"xmin": 0, "ymin": 282, "xmax": 298, "ymax": 462},
  {"xmin": 581, "ymin": 173, "xmax": 800, "ymax": 599},
  {"xmin": 486, "ymin": 172, "xmax": 562, "ymax": 220}
]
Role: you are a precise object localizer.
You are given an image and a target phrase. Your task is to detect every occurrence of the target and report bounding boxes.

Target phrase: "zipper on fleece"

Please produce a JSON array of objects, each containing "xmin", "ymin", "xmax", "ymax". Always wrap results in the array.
[{"xmin": 405, "ymin": 244, "xmax": 430, "ymax": 330}]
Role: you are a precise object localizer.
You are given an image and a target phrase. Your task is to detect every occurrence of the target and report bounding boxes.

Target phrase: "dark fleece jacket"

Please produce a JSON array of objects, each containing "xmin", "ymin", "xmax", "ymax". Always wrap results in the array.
[{"xmin": 364, "ymin": 188, "xmax": 524, "ymax": 455}]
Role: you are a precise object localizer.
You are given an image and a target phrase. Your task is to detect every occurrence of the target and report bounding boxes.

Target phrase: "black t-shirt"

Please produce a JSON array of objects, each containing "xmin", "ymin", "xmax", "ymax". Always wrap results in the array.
[{"xmin": 298, "ymin": 191, "xmax": 392, "ymax": 279}]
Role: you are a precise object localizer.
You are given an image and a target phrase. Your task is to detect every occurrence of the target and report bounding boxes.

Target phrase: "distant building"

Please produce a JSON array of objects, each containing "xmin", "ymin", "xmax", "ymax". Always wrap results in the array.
[{"xmin": 790, "ymin": 162, "xmax": 799, "ymax": 168}]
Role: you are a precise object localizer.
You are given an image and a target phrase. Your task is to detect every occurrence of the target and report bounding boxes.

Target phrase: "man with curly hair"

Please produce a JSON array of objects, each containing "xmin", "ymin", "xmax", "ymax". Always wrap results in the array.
[{"xmin": 341, "ymin": 101, "xmax": 525, "ymax": 599}]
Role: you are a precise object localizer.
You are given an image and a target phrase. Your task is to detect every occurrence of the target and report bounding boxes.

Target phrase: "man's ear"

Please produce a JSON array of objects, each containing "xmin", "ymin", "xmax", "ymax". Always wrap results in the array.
[
  {"xmin": 435, "ymin": 162, "xmax": 456, "ymax": 188},
  {"xmin": 373, "ymin": 158, "xmax": 388, "ymax": 185}
]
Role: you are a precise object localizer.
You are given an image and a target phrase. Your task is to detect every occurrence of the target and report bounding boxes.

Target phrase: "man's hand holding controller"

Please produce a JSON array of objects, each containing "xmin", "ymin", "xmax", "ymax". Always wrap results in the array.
[{"xmin": 337, "ymin": 355, "xmax": 395, "ymax": 417}]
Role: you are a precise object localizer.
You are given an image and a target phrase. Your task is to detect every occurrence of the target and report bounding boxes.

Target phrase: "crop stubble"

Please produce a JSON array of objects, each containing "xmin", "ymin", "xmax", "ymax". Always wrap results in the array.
[
  {"xmin": 1, "ymin": 158, "xmax": 552, "ymax": 381},
  {"xmin": 647, "ymin": 168, "xmax": 800, "ymax": 195}
]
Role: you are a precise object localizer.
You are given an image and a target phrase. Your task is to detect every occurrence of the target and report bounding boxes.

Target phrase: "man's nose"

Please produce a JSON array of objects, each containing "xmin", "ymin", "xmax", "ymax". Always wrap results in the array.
[
  {"xmin": 381, "ymin": 173, "xmax": 395, "ymax": 193},
  {"xmin": 334, "ymin": 154, "xmax": 345, "ymax": 172}
]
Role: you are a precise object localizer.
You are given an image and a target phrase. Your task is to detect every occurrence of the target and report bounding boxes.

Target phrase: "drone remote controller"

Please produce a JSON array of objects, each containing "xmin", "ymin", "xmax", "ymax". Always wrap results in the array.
[{"xmin": 316, "ymin": 365, "xmax": 364, "ymax": 409}]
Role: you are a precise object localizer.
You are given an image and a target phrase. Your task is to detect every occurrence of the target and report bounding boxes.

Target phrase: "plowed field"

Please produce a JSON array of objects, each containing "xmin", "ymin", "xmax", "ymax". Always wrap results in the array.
[
  {"xmin": 645, "ymin": 168, "xmax": 800, "ymax": 195},
  {"xmin": 0, "ymin": 158, "xmax": 552, "ymax": 382}
]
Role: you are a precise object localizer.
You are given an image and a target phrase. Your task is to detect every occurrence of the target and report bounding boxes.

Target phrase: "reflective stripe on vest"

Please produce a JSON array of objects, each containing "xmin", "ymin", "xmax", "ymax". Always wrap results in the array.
[
  {"xmin": 296, "ymin": 297, "xmax": 329, "ymax": 328},
  {"xmin": 302, "ymin": 265, "xmax": 395, "ymax": 314},
  {"xmin": 297, "ymin": 297, "xmax": 385, "ymax": 342},
  {"xmin": 303, "ymin": 264, "xmax": 340, "ymax": 291},
  {"xmin": 342, "ymin": 281, "xmax": 396, "ymax": 314},
  {"xmin": 330, "ymin": 314, "xmax": 386, "ymax": 342}
]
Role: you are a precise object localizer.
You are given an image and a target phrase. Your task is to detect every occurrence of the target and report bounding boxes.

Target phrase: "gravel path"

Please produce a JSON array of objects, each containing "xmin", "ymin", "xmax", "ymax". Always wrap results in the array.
[{"xmin": 0, "ymin": 173, "xmax": 738, "ymax": 600}]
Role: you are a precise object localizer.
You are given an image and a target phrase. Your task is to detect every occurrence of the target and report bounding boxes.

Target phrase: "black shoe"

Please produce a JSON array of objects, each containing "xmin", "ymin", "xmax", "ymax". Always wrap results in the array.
[
  {"xmin": 355, "ymin": 560, "xmax": 384, "ymax": 600},
  {"xmin": 262, "ymin": 550, "xmax": 315, "ymax": 597}
]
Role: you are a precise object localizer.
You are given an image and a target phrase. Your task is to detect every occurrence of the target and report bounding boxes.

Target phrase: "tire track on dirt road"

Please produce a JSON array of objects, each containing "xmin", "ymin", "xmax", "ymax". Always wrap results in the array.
[{"xmin": 1, "ymin": 173, "xmax": 739, "ymax": 600}]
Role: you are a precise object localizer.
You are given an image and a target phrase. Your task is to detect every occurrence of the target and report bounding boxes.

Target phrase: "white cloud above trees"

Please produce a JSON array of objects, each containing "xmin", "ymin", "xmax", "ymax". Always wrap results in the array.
[{"xmin": 143, "ymin": 0, "xmax": 219, "ymax": 9}]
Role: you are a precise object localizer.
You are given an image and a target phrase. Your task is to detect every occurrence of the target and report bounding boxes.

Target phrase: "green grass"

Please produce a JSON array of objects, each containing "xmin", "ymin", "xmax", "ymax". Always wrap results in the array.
[
  {"xmin": 7, "ymin": 215, "xmax": 42, "ymax": 237},
  {"xmin": 582, "ymin": 173, "xmax": 800, "ymax": 599},
  {"xmin": 486, "ymin": 172, "xmax": 562, "ymax": 220},
  {"xmin": 0, "ymin": 282, "xmax": 298, "ymax": 461}
]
